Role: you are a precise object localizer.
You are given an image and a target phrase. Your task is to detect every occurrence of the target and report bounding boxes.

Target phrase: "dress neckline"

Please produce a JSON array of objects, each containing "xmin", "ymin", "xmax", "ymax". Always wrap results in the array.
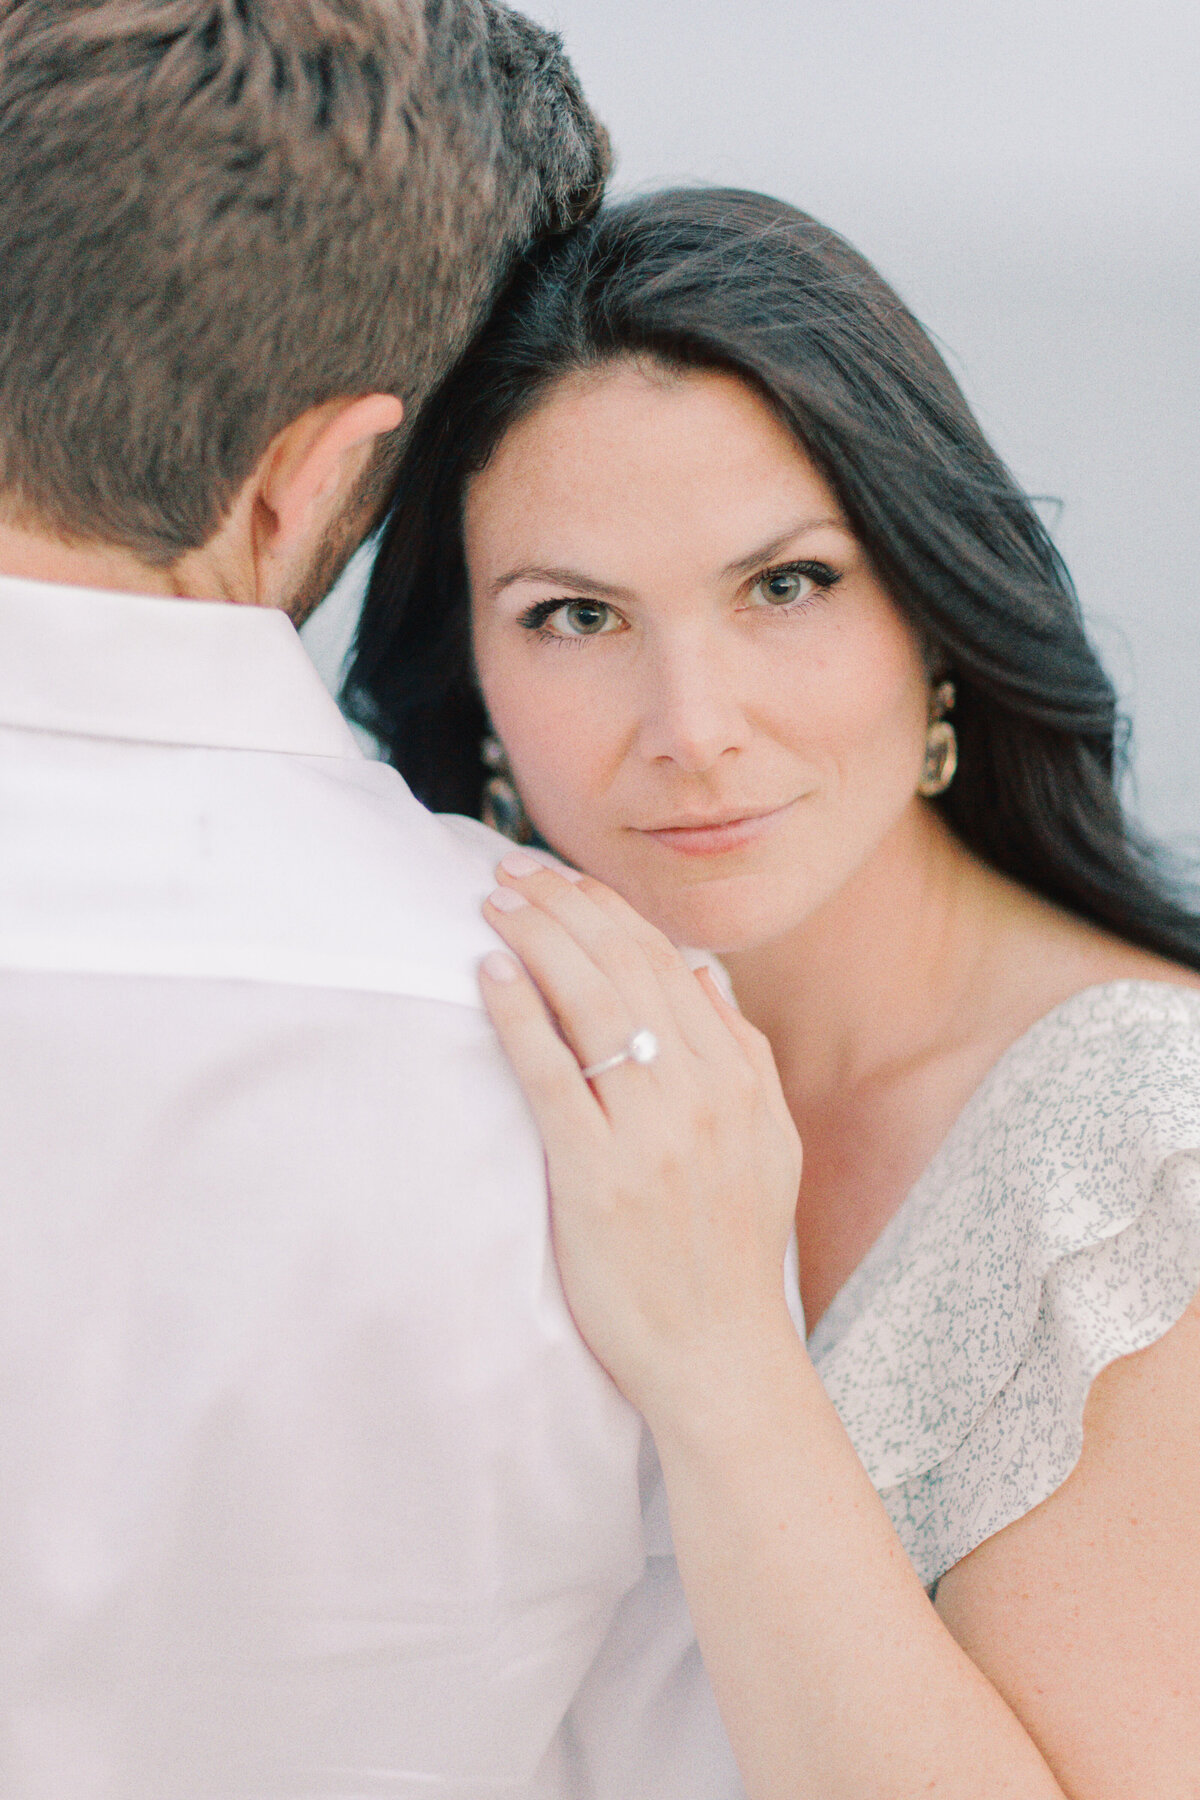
[{"xmin": 805, "ymin": 977, "xmax": 1200, "ymax": 1359}]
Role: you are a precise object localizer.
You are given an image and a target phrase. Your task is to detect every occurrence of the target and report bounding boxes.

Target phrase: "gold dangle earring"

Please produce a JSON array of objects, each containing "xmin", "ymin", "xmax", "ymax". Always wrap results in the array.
[
  {"xmin": 917, "ymin": 680, "xmax": 958, "ymax": 797},
  {"xmin": 481, "ymin": 733, "xmax": 534, "ymax": 844}
]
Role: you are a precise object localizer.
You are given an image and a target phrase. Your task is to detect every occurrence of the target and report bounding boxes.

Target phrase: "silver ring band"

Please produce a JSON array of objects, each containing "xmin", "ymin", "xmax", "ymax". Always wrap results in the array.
[{"xmin": 580, "ymin": 1028, "xmax": 659, "ymax": 1082}]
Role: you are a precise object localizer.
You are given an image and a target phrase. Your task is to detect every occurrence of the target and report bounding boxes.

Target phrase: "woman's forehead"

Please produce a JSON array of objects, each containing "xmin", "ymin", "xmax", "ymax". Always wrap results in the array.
[
  {"xmin": 480, "ymin": 359, "xmax": 798, "ymax": 469},
  {"xmin": 465, "ymin": 363, "xmax": 847, "ymax": 568}
]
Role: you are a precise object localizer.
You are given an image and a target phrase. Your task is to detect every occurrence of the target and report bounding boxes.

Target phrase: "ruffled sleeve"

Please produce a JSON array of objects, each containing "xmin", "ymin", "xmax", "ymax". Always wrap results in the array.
[{"xmin": 808, "ymin": 982, "xmax": 1200, "ymax": 1590}]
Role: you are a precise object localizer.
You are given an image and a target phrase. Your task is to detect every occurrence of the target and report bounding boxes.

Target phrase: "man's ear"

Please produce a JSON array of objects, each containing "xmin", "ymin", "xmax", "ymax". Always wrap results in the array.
[{"xmin": 255, "ymin": 393, "xmax": 405, "ymax": 558}]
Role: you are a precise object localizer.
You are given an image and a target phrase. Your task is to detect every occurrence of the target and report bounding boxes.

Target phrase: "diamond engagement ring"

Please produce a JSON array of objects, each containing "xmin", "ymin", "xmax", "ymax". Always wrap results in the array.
[{"xmin": 579, "ymin": 1028, "xmax": 660, "ymax": 1082}]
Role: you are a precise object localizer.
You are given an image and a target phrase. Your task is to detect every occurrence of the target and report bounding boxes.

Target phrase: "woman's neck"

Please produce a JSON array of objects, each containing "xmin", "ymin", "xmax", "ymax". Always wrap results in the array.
[{"xmin": 722, "ymin": 806, "xmax": 1022, "ymax": 1107}]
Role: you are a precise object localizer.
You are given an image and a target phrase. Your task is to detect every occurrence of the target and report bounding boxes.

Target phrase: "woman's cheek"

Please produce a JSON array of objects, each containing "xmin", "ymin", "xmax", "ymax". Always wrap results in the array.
[
  {"xmin": 805, "ymin": 622, "xmax": 929, "ymax": 785},
  {"xmin": 492, "ymin": 679, "xmax": 616, "ymax": 849},
  {"xmin": 520, "ymin": 755, "xmax": 615, "ymax": 865}
]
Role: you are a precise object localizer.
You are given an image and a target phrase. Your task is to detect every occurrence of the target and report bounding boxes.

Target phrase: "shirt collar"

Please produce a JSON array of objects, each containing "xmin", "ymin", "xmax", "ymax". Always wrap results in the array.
[{"xmin": 0, "ymin": 572, "xmax": 362, "ymax": 758}]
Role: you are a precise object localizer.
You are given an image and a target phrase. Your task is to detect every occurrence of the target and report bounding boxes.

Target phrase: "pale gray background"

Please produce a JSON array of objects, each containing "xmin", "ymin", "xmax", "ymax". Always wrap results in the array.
[{"xmin": 303, "ymin": 0, "xmax": 1200, "ymax": 843}]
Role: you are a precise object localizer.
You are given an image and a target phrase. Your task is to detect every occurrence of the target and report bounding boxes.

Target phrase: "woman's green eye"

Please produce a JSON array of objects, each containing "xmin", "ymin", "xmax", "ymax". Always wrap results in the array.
[
  {"xmin": 557, "ymin": 600, "xmax": 615, "ymax": 635},
  {"xmin": 518, "ymin": 596, "xmax": 625, "ymax": 639},
  {"xmin": 756, "ymin": 567, "xmax": 815, "ymax": 606}
]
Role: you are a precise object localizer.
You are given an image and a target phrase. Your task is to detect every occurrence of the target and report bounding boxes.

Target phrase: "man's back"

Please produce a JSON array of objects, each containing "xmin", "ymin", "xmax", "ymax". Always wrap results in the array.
[
  {"xmin": 0, "ymin": 574, "xmax": 648, "ymax": 1795},
  {"xmin": 0, "ymin": 7, "xmax": 744, "ymax": 1790}
]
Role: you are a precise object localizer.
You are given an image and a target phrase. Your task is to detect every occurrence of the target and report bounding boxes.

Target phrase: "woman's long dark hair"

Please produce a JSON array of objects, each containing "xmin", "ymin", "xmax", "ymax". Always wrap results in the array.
[{"xmin": 345, "ymin": 187, "xmax": 1200, "ymax": 969}]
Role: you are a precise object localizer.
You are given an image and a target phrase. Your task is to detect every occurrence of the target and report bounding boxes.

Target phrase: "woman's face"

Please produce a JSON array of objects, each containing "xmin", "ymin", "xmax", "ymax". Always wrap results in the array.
[{"xmin": 466, "ymin": 361, "xmax": 934, "ymax": 953}]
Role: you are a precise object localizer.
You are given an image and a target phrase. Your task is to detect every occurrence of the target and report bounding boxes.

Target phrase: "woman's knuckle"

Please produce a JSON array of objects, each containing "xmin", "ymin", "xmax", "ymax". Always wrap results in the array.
[
  {"xmin": 652, "ymin": 1145, "xmax": 686, "ymax": 1188},
  {"xmin": 598, "ymin": 927, "xmax": 644, "ymax": 983},
  {"xmin": 686, "ymin": 1097, "xmax": 722, "ymax": 1141},
  {"xmin": 734, "ymin": 1062, "xmax": 761, "ymax": 1103},
  {"xmin": 641, "ymin": 932, "xmax": 682, "ymax": 977},
  {"xmin": 594, "ymin": 990, "xmax": 631, "ymax": 1039}
]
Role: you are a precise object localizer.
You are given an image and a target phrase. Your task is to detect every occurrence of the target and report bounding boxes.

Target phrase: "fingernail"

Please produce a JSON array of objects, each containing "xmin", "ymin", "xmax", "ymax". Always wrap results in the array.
[
  {"xmin": 481, "ymin": 950, "xmax": 520, "ymax": 982},
  {"xmin": 488, "ymin": 885, "xmax": 528, "ymax": 912},
  {"xmin": 498, "ymin": 850, "xmax": 542, "ymax": 878},
  {"xmin": 559, "ymin": 865, "xmax": 586, "ymax": 882}
]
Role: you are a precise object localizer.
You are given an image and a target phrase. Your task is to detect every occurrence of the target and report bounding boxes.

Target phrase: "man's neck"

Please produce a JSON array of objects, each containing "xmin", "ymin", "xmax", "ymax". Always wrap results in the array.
[
  {"xmin": 0, "ymin": 512, "xmax": 259, "ymax": 607},
  {"xmin": 0, "ymin": 515, "xmax": 190, "ymax": 598}
]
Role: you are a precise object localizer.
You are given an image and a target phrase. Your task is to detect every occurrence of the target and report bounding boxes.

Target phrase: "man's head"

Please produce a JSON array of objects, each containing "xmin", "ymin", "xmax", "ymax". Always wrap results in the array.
[{"xmin": 0, "ymin": 0, "xmax": 607, "ymax": 613}]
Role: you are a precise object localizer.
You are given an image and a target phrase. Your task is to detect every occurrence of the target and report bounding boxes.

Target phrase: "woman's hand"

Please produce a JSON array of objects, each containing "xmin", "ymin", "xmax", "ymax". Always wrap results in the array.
[
  {"xmin": 479, "ymin": 854, "xmax": 1080, "ymax": 1800},
  {"xmin": 478, "ymin": 850, "xmax": 803, "ymax": 1428}
]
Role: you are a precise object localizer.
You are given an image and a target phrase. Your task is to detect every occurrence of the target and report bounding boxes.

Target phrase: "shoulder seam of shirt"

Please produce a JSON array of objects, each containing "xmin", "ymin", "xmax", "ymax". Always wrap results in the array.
[{"xmin": 0, "ymin": 938, "xmax": 488, "ymax": 1011}]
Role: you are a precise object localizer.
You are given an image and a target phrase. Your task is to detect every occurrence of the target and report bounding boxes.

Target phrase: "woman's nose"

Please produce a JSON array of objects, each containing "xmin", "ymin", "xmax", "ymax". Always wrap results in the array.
[{"xmin": 633, "ymin": 638, "xmax": 752, "ymax": 772}]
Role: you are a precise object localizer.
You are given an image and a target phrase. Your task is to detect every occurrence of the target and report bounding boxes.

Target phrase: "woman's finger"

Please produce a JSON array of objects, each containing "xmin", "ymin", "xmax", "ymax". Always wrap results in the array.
[
  {"xmin": 482, "ymin": 882, "xmax": 683, "ymax": 1080},
  {"xmin": 693, "ymin": 967, "xmax": 800, "ymax": 1152},
  {"xmin": 571, "ymin": 875, "xmax": 750, "ymax": 1058},
  {"xmin": 477, "ymin": 950, "xmax": 608, "ymax": 1158},
  {"xmin": 694, "ymin": 966, "xmax": 791, "ymax": 1101},
  {"xmin": 491, "ymin": 854, "xmax": 743, "ymax": 1064}
]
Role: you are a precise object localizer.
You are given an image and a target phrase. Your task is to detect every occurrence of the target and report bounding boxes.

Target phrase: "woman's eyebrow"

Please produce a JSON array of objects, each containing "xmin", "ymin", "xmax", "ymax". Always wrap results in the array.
[
  {"xmin": 722, "ymin": 518, "xmax": 849, "ymax": 579},
  {"xmin": 490, "ymin": 563, "xmax": 633, "ymax": 600},
  {"xmin": 489, "ymin": 519, "xmax": 850, "ymax": 598}
]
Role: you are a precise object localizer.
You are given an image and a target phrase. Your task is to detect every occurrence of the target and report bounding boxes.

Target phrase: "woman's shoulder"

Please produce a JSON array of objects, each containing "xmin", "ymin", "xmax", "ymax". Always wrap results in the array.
[
  {"xmin": 975, "ymin": 973, "xmax": 1200, "ymax": 1138},
  {"xmin": 810, "ymin": 977, "xmax": 1200, "ymax": 1590}
]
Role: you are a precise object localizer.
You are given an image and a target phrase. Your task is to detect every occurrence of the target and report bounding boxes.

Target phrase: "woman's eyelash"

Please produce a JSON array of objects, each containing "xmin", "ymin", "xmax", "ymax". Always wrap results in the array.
[
  {"xmin": 515, "ymin": 561, "xmax": 841, "ymax": 638},
  {"xmin": 754, "ymin": 559, "xmax": 841, "ymax": 595},
  {"xmin": 517, "ymin": 598, "xmax": 586, "ymax": 633}
]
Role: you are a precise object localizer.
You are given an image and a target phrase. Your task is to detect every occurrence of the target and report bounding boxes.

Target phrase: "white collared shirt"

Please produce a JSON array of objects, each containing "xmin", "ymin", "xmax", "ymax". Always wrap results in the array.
[{"xmin": 0, "ymin": 573, "xmax": 744, "ymax": 1800}]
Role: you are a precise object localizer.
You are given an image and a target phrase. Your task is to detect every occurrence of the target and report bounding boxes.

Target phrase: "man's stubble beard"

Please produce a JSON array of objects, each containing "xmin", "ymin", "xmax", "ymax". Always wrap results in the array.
[{"xmin": 285, "ymin": 437, "xmax": 401, "ymax": 629}]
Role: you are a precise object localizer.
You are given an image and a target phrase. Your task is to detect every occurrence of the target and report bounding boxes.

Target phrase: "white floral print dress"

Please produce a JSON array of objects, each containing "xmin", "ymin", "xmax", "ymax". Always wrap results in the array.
[{"xmin": 807, "ymin": 981, "xmax": 1200, "ymax": 1589}]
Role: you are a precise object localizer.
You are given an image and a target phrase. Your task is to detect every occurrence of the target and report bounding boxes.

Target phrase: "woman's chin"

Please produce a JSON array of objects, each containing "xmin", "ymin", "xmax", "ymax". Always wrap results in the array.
[
  {"xmin": 536, "ymin": 830, "xmax": 806, "ymax": 954},
  {"xmin": 613, "ymin": 869, "xmax": 798, "ymax": 957}
]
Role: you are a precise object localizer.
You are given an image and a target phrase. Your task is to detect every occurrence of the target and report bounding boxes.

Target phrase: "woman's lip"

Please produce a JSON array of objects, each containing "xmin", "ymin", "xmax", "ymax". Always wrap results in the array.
[{"xmin": 636, "ymin": 799, "xmax": 799, "ymax": 856}]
